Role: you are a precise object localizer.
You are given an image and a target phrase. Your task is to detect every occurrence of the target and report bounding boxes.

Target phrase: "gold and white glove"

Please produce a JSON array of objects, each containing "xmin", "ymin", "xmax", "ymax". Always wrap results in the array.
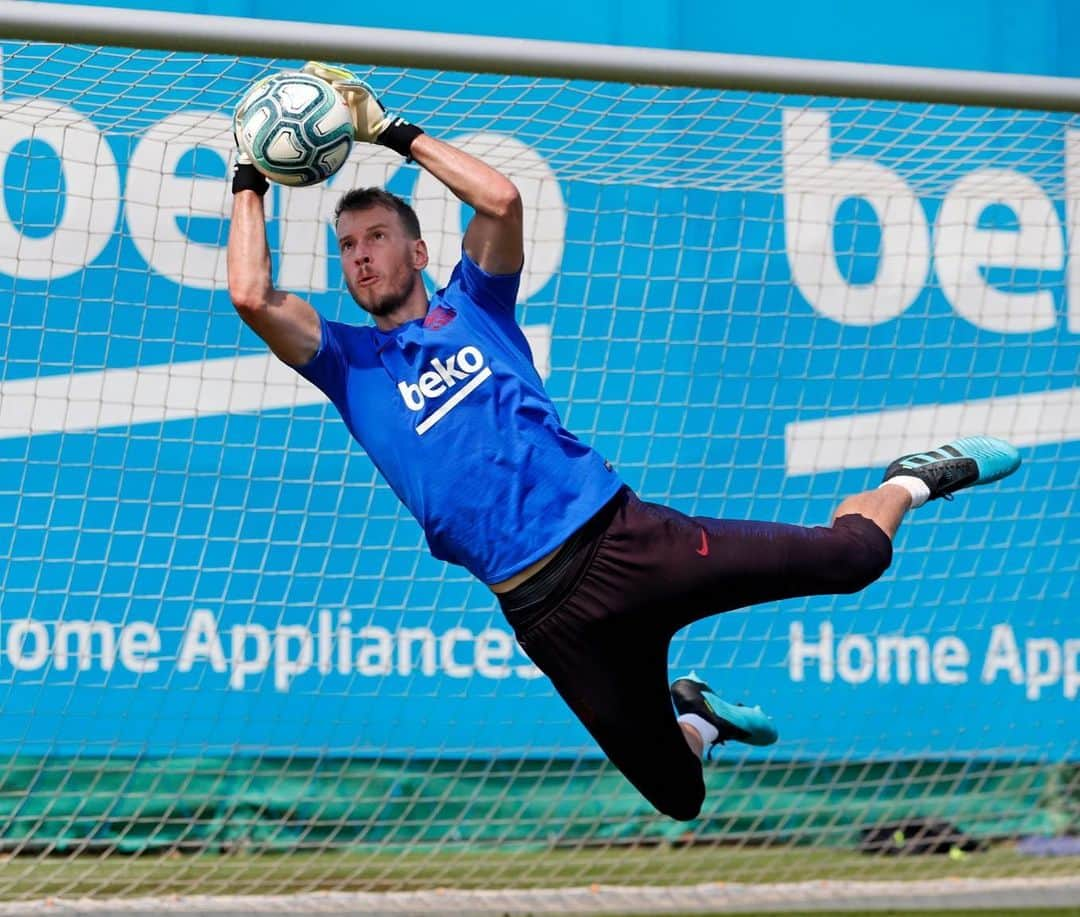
[
  {"xmin": 230, "ymin": 109, "xmax": 268, "ymax": 195},
  {"xmin": 302, "ymin": 62, "xmax": 424, "ymax": 158}
]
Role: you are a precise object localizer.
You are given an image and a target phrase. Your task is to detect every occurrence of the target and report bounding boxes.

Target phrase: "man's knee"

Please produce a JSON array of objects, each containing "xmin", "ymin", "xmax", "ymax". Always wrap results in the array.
[
  {"xmin": 830, "ymin": 514, "xmax": 893, "ymax": 593},
  {"xmin": 654, "ymin": 786, "xmax": 704, "ymax": 822},
  {"xmin": 624, "ymin": 756, "xmax": 705, "ymax": 822}
]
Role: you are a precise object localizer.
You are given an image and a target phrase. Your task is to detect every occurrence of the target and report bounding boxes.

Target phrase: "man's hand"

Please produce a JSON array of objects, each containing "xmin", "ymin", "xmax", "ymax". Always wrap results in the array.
[
  {"xmin": 231, "ymin": 88, "xmax": 269, "ymax": 196},
  {"xmin": 302, "ymin": 62, "xmax": 388, "ymax": 142},
  {"xmin": 231, "ymin": 145, "xmax": 269, "ymax": 196},
  {"xmin": 302, "ymin": 62, "xmax": 423, "ymax": 159}
]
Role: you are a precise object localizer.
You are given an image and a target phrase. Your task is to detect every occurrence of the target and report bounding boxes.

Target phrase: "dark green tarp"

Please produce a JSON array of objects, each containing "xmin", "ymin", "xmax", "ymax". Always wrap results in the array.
[{"xmin": 0, "ymin": 756, "xmax": 1074, "ymax": 854}]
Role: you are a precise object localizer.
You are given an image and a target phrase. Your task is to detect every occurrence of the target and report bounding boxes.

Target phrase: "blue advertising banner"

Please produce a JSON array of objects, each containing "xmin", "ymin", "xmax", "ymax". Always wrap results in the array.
[{"xmin": 0, "ymin": 46, "xmax": 1076, "ymax": 761}]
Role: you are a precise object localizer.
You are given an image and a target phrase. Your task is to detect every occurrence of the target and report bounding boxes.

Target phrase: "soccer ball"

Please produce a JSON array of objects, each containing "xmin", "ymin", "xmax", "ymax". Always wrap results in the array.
[{"xmin": 234, "ymin": 72, "xmax": 354, "ymax": 187}]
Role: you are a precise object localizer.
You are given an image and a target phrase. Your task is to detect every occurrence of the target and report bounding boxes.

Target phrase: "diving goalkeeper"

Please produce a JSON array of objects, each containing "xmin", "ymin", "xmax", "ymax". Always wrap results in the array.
[{"xmin": 226, "ymin": 65, "xmax": 1022, "ymax": 821}]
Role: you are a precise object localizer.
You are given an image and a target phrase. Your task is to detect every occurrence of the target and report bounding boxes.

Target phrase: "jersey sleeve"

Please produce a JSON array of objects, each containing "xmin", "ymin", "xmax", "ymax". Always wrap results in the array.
[
  {"xmin": 452, "ymin": 248, "xmax": 522, "ymax": 315},
  {"xmin": 293, "ymin": 313, "xmax": 349, "ymax": 405}
]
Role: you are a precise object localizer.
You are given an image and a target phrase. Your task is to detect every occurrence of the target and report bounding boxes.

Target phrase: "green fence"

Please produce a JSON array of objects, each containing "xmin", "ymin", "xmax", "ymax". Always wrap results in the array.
[{"xmin": 0, "ymin": 756, "xmax": 1074, "ymax": 855}]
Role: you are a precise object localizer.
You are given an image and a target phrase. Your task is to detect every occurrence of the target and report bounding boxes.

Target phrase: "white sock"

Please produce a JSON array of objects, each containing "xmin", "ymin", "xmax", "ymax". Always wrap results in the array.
[
  {"xmin": 678, "ymin": 713, "xmax": 718, "ymax": 759},
  {"xmin": 880, "ymin": 476, "xmax": 930, "ymax": 509}
]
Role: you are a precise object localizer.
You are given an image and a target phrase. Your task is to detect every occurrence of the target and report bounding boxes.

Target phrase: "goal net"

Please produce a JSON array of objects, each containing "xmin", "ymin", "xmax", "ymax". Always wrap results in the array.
[{"xmin": 0, "ymin": 25, "xmax": 1077, "ymax": 906}]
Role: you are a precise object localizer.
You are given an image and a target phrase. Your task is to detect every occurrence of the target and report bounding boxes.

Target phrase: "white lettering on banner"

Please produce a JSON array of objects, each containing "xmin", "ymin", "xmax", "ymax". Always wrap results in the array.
[
  {"xmin": 981, "ymin": 622, "xmax": 1025, "ymax": 686},
  {"xmin": 180, "ymin": 610, "xmax": 542, "ymax": 690},
  {"xmin": 980, "ymin": 624, "xmax": 1080, "ymax": 701},
  {"xmin": 935, "ymin": 169, "xmax": 1062, "ymax": 334},
  {"xmin": 782, "ymin": 111, "xmax": 1080, "ymax": 334},
  {"xmin": 2, "ymin": 615, "xmax": 158, "ymax": 673},
  {"xmin": 119, "ymin": 621, "xmax": 161, "ymax": 673},
  {"xmin": 54, "ymin": 620, "xmax": 116, "ymax": 672},
  {"xmin": 1025, "ymin": 638, "xmax": 1062, "ymax": 701},
  {"xmin": 0, "ymin": 98, "xmax": 120, "ymax": 280},
  {"xmin": 782, "ymin": 109, "xmax": 931, "ymax": 326},
  {"xmin": 0, "ymin": 610, "xmax": 1070, "ymax": 698},
  {"xmin": 336, "ymin": 610, "xmax": 354, "ymax": 675},
  {"xmin": 0, "ymin": 103, "xmax": 565, "ymax": 299},
  {"xmin": 126, "ymin": 111, "xmax": 234, "ymax": 289},
  {"xmin": 1067, "ymin": 640, "xmax": 1080, "ymax": 700},
  {"xmin": 0, "ymin": 609, "xmax": 540, "ymax": 689},
  {"xmin": 789, "ymin": 621, "xmax": 1075, "ymax": 699},
  {"xmin": 177, "ymin": 608, "xmax": 227, "ymax": 674},
  {"xmin": 230, "ymin": 623, "xmax": 271, "ymax": 690},
  {"xmin": 475, "ymin": 629, "xmax": 515, "ymax": 679},
  {"xmin": 397, "ymin": 627, "xmax": 438, "ymax": 676},
  {"xmin": 7, "ymin": 619, "xmax": 49, "ymax": 671},
  {"xmin": 4, "ymin": 100, "xmax": 1080, "ymax": 336},
  {"xmin": 440, "ymin": 627, "xmax": 474, "ymax": 679},
  {"xmin": 876, "ymin": 635, "xmax": 931, "ymax": 685},
  {"xmin": 836, "ymin": 633, "xmax": 875, "ymax": 684},
  {"xmin": 318, "ymin": 609, "xmax": 335, "ymax": 674},
  {"xmin": 777, "ymin": 113, "xmax": 1080, "ymax": 477},
  {"xmin": 274, "ymin": 625, "xmax": 313, "ymax": 691},
  {"xmin": 788, "ymin": 620, "xmax": 834, "ymax": 681},
  {"xmin": 931, "ymin": 637, "xmax": 970, "ymax": 685},
  {"xmin": 356, "ymin": 624, "xmax": 392, "ymax": 676}
]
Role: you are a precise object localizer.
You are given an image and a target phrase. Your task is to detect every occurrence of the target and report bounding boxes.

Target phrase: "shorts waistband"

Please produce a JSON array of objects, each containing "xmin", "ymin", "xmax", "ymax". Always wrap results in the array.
[{"xmin": 497, "ymin": 487, "xmax": 627, "ymax": 632}]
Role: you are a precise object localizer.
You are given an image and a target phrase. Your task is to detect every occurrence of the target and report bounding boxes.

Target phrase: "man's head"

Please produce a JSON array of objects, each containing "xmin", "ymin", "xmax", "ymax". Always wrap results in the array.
[{"xmin": 335, "ymin": 188, "xmax": 428, "ymax": 320}]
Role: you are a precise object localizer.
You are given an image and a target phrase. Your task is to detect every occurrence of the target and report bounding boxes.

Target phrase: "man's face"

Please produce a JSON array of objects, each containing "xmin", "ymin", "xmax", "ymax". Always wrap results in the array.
[{"xmin": 336, "ymin": 205, "xmax": 427, "ymax": 317}]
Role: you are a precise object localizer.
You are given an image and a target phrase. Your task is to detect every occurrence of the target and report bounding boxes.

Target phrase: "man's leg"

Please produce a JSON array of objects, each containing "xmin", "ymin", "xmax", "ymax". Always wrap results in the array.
[
  {"xmin": 673, "ymin": 673, "xmax": 777, "ymax": 758},
  {"xmin": 663, "ymin": 435, "xmax": 1023, "ymax": 630},
  {"xmin": 680, "ymin": 721, "xmax": 704, "ymax": 758},
  {"xmin": 672, "ymin": 435, "xmax": 1022, "ymax": 759},
  {"xmin": 517, "ymin": 607, "xmax": 708, "ymax": 822},
  {"xmin": 833, "ymin": 483, "xmax": 911, "ymax": 539},
  {"xmin": 836, "ymin": 434, "xmax": 1025, "ymax": 540}
]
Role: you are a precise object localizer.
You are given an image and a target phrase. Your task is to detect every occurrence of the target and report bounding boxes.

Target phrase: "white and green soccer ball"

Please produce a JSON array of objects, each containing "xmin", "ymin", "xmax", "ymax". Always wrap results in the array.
[{"xmin": 234, "ymin": 72, "xmax": 354, "ymax": 187}]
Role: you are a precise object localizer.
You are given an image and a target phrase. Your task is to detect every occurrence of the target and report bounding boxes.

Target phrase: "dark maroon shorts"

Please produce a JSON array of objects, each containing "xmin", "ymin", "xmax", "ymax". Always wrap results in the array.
[{"xmin": 497, "ymin": 486, "xmax": 892, "ymax": 821}]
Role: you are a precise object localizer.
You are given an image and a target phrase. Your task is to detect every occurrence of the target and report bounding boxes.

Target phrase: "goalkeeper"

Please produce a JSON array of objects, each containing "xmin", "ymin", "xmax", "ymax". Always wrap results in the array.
[{"xmin": 227, "ymin": 65, "xmax": 1022, "ymax": 821}]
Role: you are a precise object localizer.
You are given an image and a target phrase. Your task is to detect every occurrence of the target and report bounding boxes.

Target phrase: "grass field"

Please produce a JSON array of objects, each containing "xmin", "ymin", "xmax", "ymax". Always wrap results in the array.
[
  {"xmin": 606, "ymin": 912, "xmax": 1080, "ymax": 917},
  {"xmin": 0, "ymin": 845, "xmax": 1075, "ymax": 901}
]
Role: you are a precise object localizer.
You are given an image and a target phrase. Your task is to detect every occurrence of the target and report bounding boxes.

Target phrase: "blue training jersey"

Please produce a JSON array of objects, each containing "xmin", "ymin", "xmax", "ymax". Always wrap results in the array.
[{"xmin": 294, "ymin": 251, "xmax": 622, "ymax": 585}]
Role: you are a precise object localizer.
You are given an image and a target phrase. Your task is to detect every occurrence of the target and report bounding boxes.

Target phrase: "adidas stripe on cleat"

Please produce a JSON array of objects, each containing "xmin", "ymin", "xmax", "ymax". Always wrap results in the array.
[
  {"xmin": 670, "ymin": 673, "xmax": 778, "ymax": 759},
  {"xmin": 882, "ymin": 436, "xmax": 1021, "ymax": 502}
]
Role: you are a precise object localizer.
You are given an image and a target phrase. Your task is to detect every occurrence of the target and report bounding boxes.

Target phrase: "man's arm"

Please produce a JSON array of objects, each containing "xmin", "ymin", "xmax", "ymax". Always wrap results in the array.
[
  {"xmin": 227, "ymin": 186, "xmax": 322, "ymax": 368},
  {"xmin": 301, "ymin": 64, "xmax": 524, "ymax": 277},
  {"xmin": 408, "ymin": 134, "xmax": 524, "ymax": 277}
]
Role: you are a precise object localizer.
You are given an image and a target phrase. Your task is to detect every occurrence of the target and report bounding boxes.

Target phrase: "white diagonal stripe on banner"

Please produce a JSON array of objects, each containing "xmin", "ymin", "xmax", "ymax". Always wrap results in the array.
[
  {"xmin": 0, "ymin": 324, "xmax": 552, "ymax": 441},
  {"xmin": 785, "ymin": 387, "xmax": 1080, "ymax": 476},
  {"xmin": 0, "ymin": 354, "xmax": 326, "ymax": 440}
]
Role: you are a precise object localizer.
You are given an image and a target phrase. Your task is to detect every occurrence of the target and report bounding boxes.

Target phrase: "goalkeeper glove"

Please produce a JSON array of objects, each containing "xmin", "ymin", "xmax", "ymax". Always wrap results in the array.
[
  {"xmin": 231, "ymin": 146, "xmax": 269, "ymax": 196},
  {"xmin": 302, "ymin": 61, "xmax": 424, "ymax": 160},
  {"xmin": 231, "ymin": 91, "xmax": 269, "ymax": 196}
]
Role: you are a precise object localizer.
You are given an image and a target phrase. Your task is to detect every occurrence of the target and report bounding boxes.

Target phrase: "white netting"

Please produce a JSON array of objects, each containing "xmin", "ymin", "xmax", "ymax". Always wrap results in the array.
[{"xmin": 0, "ymin": 37, "xmax": 1077, "ymax": 904}]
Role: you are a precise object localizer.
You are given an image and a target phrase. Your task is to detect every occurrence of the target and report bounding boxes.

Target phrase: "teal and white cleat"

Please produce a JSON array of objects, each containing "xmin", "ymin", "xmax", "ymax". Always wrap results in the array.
[
  {"xmin": 882, "ymin": 436, "xmax": 1021, "ymax": 501},
  {"xmin": 670, "ymin": 672, "xmax": 778, "ymax": 759}
]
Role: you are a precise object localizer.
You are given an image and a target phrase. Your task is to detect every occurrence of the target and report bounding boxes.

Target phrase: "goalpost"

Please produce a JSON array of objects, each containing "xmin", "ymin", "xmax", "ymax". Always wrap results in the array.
[{"xmin": 0, "ymin": 0, "xmax": 1077, "ymax": 908}]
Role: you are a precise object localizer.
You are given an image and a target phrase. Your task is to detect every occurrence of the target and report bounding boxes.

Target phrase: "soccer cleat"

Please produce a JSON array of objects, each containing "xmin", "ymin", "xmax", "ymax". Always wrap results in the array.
[
  {"xmin": 881, "ymin": 436, "xmax": 1021, "ymax": 501},
  {"xmin": 671, "ymin": 672, "xmax": 778, "ymax": 759}
]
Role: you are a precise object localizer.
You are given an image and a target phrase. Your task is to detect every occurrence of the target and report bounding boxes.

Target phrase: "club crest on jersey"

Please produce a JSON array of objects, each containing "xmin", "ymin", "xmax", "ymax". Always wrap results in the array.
[
  {"xmin": 397, "ymin": 344, "xmax": 492, "ymax": 435},
  {"xmin": 423, "ymin": 305, "xmax": 457, "ymax": 330}
]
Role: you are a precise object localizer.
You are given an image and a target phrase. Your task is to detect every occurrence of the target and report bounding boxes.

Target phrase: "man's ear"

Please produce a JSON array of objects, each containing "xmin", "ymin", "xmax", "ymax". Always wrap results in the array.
[{"xmin": 412, "ymin": 238, "xmax": 429, "ymax": 272}]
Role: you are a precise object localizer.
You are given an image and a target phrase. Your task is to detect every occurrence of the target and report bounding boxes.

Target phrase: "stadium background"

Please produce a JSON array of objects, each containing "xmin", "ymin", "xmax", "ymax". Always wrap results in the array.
[
  {"xmin": 1, "ymin": 0, "xmax": 1077, "ymax": 888},
  {"xmin": 47, "ymin": 0, "xmax": 1080, "ymax": 74}
]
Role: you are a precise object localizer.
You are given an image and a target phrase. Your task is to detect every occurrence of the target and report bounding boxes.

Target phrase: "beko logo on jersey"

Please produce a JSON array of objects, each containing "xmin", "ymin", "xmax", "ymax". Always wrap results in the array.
[
  {"xmin": 397, "ymin": 346, "xmax": 485, "ymax": 410},
  {"xmin": 397, "ymin": 345, "xmax": 493, "ymax": 435}
]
